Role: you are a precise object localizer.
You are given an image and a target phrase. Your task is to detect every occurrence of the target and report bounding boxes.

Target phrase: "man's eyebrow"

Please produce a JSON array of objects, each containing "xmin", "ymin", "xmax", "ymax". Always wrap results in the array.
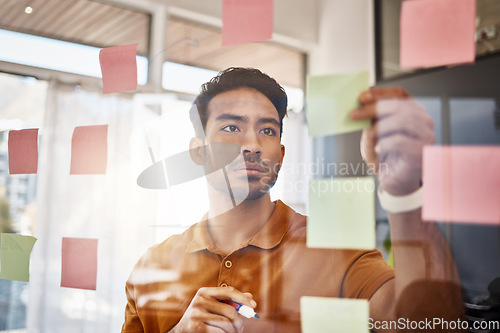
[
  {"xmin": 214, "ymin": 114, "xmax": 280, "ymax": 128},
  {"xmin": 257, "ymin": 117, "xmax": 281, "ymax": 128},
  {"xmin": 214, "ymin": 113, "xmax": 248, "ymax": 122}
]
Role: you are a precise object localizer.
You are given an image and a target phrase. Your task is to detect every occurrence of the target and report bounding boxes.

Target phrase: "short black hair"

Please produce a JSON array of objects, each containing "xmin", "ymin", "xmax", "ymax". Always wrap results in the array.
[{"xmin": 190, "ymin": 67, "xmax": 288, "ymax": 138}]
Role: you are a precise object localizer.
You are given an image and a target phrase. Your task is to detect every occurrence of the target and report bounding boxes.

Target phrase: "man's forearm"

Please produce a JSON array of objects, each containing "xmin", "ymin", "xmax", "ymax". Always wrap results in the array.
[
  {"xmin": 387, "ymin": 207, "xmax": 465, "ymax": 329},
  {"xmin": 388, "ymin": 208, "xmax": 459, "ymax": 295}
]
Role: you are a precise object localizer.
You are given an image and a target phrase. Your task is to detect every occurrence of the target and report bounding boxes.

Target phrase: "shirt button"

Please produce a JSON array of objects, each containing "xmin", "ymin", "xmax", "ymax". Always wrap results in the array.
[
  {"xmin": 225, "ymin": 260, "xmax": 233, "ymax": 269},
  {"xmin": 220, "ymin": 283, "xmax": 228, "ymax": 287}
]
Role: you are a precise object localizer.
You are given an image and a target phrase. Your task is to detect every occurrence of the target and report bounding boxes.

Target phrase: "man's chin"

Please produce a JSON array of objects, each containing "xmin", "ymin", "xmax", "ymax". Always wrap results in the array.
[
  {"xmin": 242, "ymin": 189, "xmax": 269, "ymax": 201},
  {"xmin": 227, "ymin": 185, "xmax": 268, "ymax": 201},
  {"xmin": 211, "ymin": 184, "xmax": 270, "ymax": 202}
]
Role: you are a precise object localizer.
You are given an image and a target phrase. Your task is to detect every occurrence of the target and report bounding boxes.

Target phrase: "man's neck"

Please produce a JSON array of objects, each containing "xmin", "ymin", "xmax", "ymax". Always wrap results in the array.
[{"xmin": 207, "ymin": 192, "xmax": 276, "ymax": 255}]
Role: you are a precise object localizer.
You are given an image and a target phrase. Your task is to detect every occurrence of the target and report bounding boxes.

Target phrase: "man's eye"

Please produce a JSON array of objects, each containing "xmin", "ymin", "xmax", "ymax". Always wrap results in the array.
[
  {"xmin": 222, "ymin": 125, "xmax": 239, "ymax": 132},
  {"xmin": 261, "ymin": 128, "xmax": 277, "ymax": 136}
]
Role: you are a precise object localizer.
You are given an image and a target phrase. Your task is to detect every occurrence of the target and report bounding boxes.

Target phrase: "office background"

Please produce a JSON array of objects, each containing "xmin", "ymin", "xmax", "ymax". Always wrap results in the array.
[{"xmin": 0, "ymin": 0, "xmax": 499, "ymax": 331}]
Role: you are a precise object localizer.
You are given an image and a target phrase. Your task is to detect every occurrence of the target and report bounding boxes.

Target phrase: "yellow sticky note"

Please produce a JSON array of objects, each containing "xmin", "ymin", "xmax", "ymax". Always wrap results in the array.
[
  {"xmin": 306, "ymin": 72, "xmax": 370, "ymax": 137},
  {"xmin": 308, "ymin": 177, "xmax": 375, "ymax": 249},
  {"xmin": 0, "ymin": 233, "xmax": 37, "ymax": 282},
  {"xmin": 301, "ymin": 297, "xmax": 369, "ymax": 333}
]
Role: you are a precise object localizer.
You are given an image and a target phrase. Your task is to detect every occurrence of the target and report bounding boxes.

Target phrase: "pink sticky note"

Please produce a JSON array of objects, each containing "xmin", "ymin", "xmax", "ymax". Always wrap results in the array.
[
  {"xmin": 422, "ymin": 146, "xmax": 500, "ymax": 224},
  {"xmin": 400, "ymin": 0, "xmax": 476, "ymax": 69},
  {"xmin": 70, "ymin": 125, "xmax": 108, "ymax": 175},
  {"xmin": 222, "ymin": 0, "xmax": 273, "ymax": 46},
  {"xmin": 99, "ymin": 43, "xmax": 138, "ymax": 94},
  {"xmin": 8, "ymin": 129, "xmax": 38, "ymax": 174},
  {"xmin": 61, "ymin": 237, "xmax": 98, "ymax": 290}
]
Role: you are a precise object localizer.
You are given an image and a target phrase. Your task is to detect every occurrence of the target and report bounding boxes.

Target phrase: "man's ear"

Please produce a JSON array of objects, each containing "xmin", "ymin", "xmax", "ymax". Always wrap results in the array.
[
  {"xmin": 278, "ymin": 144, "xmax": 285, "ymax": 171},
  {"xmin": 189, "ymin": 137, "xmax": 205, "ymax": 165}
]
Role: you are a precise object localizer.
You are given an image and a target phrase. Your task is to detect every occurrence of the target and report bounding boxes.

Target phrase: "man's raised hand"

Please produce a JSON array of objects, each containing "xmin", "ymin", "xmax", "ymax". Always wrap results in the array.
[{"xmin": 351, "ymin": 87, "xmax": 435, "ymax": 196}]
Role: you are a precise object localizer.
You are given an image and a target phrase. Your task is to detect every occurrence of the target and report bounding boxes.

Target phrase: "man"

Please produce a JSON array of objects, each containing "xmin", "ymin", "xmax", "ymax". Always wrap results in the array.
[{"xmin": 122, "ymin": 67, "xmax": 464, "ymax": 333}]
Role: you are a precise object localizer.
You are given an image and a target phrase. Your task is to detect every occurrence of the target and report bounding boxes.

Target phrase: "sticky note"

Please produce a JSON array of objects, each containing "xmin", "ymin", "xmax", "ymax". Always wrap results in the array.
[
  {"xmin": 306, "ymin": 72, "xmax": 370, "ymax": 137},
  {"xmin": 422, "ymin": 146, "xmax": 500, "ymax": 224},
  {"xmin": 8, "ymin": 128, "xmax": 38, "ymax": 174},
  {"xmin": 70, "ymin": 125, "xmax": 108, "ymax": 174},
  {"xmin": 0, "ymin": 233, "xmax": 37, "ymax": 282},
  {"xmin": 400, "ymin": 0, "xmax": 475, "ymax": 69},
  {"xmin": 308, "ymin": 177, "xmax": 375, "ymax": 249},
  {"xmin": 61, "ymin": 237, "xmax": 98, "ymax": 290},
  {"xmin": 301, "ymin": 297, "xmax": 369, "ymax": 333},
  {"xmin": 99, "ymin": 43, "xmax": 138, "ymax": 94},
  {"xmin": 222, "ymin": 0, "xmax": 273, "ymax": 46}
]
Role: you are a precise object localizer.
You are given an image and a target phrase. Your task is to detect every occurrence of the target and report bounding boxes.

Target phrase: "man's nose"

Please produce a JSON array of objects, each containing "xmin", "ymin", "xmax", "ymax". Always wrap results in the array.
[{"xmin": 241, "ymin": 131, "xmax": 261, "ymax": 155}]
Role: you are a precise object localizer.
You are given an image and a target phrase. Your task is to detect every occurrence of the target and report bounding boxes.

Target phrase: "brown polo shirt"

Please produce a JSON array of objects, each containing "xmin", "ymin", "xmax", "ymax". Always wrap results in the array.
[{"xmin": 122, "ymin": 200, "xmax": 394, "ymax": 333}]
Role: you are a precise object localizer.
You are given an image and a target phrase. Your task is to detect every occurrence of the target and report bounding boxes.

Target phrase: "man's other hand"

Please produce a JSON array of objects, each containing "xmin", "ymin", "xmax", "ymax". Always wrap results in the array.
[
  {"xmin": 169, "ymin": 286, "xmax": 256, "ymax": 333},
  {"xmin": 351, "ymin": 87, "xmax": 435, "ymax": 195}
]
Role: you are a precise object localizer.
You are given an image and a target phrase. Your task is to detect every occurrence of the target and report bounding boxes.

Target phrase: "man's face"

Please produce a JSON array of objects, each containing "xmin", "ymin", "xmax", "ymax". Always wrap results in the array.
[{"xmin": 203, "ymin": 88, "xmax": 285, "ymax": 201}]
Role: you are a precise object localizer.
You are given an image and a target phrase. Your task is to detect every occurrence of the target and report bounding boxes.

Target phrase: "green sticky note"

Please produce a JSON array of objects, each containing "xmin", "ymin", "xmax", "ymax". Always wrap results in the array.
[
  {"xmin": 0, "ymin": 233, "xmax": 37, "ymax": 282},
  {"xmin": 308, "ymin": 177, "xmax": 375, "ymax": 249},
  {"xmin": 301, "ymin": 297, "xmax": 369, "ymax": 333},
  {"xmin": 306, "ymin": 72, "xmax": 370, "ymax": 137}
]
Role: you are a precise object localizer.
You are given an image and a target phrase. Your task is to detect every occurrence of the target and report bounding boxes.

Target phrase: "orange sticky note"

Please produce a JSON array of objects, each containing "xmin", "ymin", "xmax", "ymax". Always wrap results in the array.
[
  {"xmin": 61, "ymin": 237, "xmax": 98, "ymax": 290},
  {"xmin": 400, "ymin": 0, "xmax": 475, "ymax": 69},
  {"xmin": 422, "ymin": 146, "xmax": 500, "ymax": 224},
  {"xmin": 222, "ymin": 0, "xmax": 273, "ymax": 46},
  {"xmin": 99, "ymin": 43, "xmax": 138, "ymax": 94},
  {"xmin": 8, "ymin": 129, "xmax": 38, "ymax": 174},
  {"xmin": 70, "ymin": 125, "xmax": 108, "ymax": 175}
]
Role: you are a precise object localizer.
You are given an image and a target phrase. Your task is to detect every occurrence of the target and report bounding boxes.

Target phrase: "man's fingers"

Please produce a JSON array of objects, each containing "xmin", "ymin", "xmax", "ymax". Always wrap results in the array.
[
  {"xmin": 242, "ymin": 292, "xmax": 254, "ymax": 298},
  {"xmin": 351, "ymin": 98, "xmax": 425, "ymax": 121},
  {"xmin": 204, "ymin": 301, "xmax": 244, "ymax": 333},
  {"xmin": 376, "ymin": 112, "xmax": 434, "ymax": 141},
  {"xmin": 184, "ymin": 304, "xmax": 235, "ymax": 333},
  {"xmin": 359, "ymin": 87, "xmax": 410, "ymax": 104},
  {"xmin": 205, "ymin": 327, "xmax": 226, "ymax": 333},
  {"xmin": 201, "ymin": 312, "xmax": 238, "ymax": 333},
  {"xmin": 351, "ymin": 103, "xmax": 377, "ymax": 121},
  {"xmin": 204, "ymin": 312, "xmax": 241, "ymax": 333},
  {"xmin": 376, "ymin": 134, "xmax": 426, "ymax": 158},
  {"xmin": 200, "ymin": 296, "xmax": 239, "ymax": 320},
  {"xmin": 176, "ymin": 286, "xmax": 253, "ymax": 333},
  {"xmin": 199, "ymin": 286, "xmax": 256, "ymax": 309},
  {"xmin": 192, "ymin": 292, "xmax": 243, "ymax": 332},
  {"xmin": 360, "ymin": 128, "xmax": 379, "ymax": 172}
]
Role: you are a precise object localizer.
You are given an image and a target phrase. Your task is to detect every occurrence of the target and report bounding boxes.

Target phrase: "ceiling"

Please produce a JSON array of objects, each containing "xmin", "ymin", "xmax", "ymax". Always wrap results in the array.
[
  {"xmin": 164, "ymin": 18, "xmax": 304, "ymax": 88},
  {"xmin": 0, "ymin": 0, "xmax": 305, "ymax": 88},
  {"xmin": 0, "ymin": 0, "xmax": 150, "ymax": 54}
]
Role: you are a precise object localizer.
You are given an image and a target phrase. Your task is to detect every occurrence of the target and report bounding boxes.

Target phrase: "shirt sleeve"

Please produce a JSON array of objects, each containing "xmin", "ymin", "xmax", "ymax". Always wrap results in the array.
[
  {"xmin": 121, "ymin": 281, "xmax": 144, "ymax": 333},
  {"xmin": 338, "ymin": 249, "xmax": 395, "ymax": 300}
]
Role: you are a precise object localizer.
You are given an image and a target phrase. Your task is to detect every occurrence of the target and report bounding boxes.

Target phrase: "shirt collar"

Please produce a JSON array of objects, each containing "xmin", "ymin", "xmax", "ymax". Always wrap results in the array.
[
  {"xmin": 185, "ymin": 218, "xmax": 213, "ymax": 253},
  {"xmin": 185, "ymin": 200, "xmax": 293, "ymax": 253}
]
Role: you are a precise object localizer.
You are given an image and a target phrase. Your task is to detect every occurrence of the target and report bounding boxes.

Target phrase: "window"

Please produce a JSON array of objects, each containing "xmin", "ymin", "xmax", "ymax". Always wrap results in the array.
[
  {"xmin": 0, "ymin": 72, "xmax": 47, "ymax": 331},
  {"xmin": 0, "ymin": 29, "xmax": 148, "ymax": 85}
]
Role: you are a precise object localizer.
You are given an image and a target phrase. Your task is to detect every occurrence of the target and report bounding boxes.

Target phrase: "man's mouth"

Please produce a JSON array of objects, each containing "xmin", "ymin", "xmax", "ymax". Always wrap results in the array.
[{"xmin": 234, "ymin": 162, "xmax": 266, "ymax": 176}]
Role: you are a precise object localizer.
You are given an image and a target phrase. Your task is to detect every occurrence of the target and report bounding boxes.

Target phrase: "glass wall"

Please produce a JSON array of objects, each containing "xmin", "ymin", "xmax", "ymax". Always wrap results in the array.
[{"xmin": 0, "ymin": 1, "xmax": 307, "ymax": 331}]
